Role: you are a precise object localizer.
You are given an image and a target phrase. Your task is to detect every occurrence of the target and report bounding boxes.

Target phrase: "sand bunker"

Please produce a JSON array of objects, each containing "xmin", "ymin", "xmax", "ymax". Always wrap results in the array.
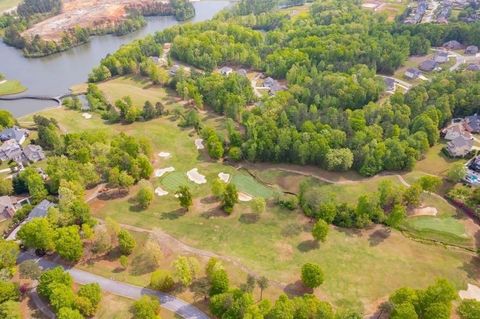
[
  {"xmin": 82, "ymin": 113, "xmax": 92, "ymax": 119},
  {"xmin": 195, "ymin": 139, "xmax": 204, "ymax": 150},
  {"xmin": 187, "ymin": 168, "xmax": 207, "ymax": 184},
  {"xmin": 413, "ymin": 206, "xmax": 438, "ymax": 216},
  {"xmin": 154, "ymin": 187, "xmax": 168, "ymax": 196},
  {"xmin": 218, "ymin": 172, "xmax": 230, "ymax": 183},
  {"xmin": 460, "ymin": 284, "xmax": 480, "ymax": 301},
  {"xmin": 155, "ymin": 167, "xmax": 175, "ymax": 177},
  {"xmin": 239, "ymin": 192, "xmax": 253, "ymax": 202},
  {"xmin": 158, "ymin": 152, "xmax": 171, "ymax": 159}
]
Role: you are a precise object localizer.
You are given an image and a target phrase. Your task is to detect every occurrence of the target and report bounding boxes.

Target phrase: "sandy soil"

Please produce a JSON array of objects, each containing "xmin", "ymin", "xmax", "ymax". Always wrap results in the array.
[
  {"xmin": 238, "ymin": 192, "xmax": 253, "ymax": 202},
  {"xmin": 158, "ymin": 152, "xmax": 171, "ymax": 158},
  {"xmin": 187, "ymin": 168, "xmax": 207, "ymax": 184},
  {"xmin": 459, "ymin": 284, "xmax": 480, "ymax": 301},
  {"xmin": 22, "ymin": 0, "xmax": 170, "ymax": 41},
  {"xmin": 154, "ymin": 166, "xmax": 175, "ymax": 177},
  {"xmin": 154, "ymin": 186, "xmax": 168, "ymax": 196},
  {"xmin": 412, "ymin": 206, "xmax": 438, "ymax": 216},
  {"xmin": 218, "ymin": 172, "xmax": 230, "ymax": 183},
  {"xmin": 195, "ymin": 138, "xmax": 204, "ymax": 150}
]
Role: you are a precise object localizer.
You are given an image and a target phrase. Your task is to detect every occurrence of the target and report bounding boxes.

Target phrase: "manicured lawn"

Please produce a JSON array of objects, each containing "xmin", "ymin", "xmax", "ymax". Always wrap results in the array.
[
  {"xmin": 160, "ymin": 171, "xmax": 192, "ymax": 192},
  {"xmin": 0, "ymin": 80, "xmax": 26, "ymax": 96},
  {"xmin": 403, "ymin": 216, "xmax": 472, "ymax": 248},
  {"xmin": 414, "ymin": 143, "xmax": 464, "ymax": 176},
  {"xmin": 231, "ymin": 173, "xmax": 276, "ymax": 198}
]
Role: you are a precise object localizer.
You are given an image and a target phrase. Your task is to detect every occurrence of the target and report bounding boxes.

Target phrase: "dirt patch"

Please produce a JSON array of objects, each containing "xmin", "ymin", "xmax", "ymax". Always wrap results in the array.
[
  {"xmin": 459, "ymin": 284, "xmax": 480, "ymax": 301},
  {"xmin": 275, "ymin": 242, "xmax": 294, "ymax": 261},
  {"xmin": 412, "ymin": 206, "xmax": 438, "ymax": 216},
  {"xmin": 22, "ymin": 0, "xmax": 172, "ymax": 41}
]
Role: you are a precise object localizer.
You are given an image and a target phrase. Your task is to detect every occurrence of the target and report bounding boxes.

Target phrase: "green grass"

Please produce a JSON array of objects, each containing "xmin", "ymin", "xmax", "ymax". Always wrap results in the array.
[
  {"xmin": 414, "ymin": 143, "xmax": 464, "ymax": 177},
  {"xmin": 96, "ymin": 293, "xmax": 179, "ymax": 319},
  {"xmin": 28, "ymin": 75, "xmax": 480, "ymax": 313},
  {"xmin": 302, "ymin": 175, "xmax": 401, "ymax": 204},
  {"xmin": 231, "ymin": 173, "xmax": 275, "ymax": 198},
  {"xmin": 160, "ymin": 171, "xmax": 191, "ymax": 192},
  {"xmin": 403, "ymin": 216, "xmax": 472, "ymax": 248},
  {"xmin": 0, "ymin": 0, "xmax": 20, "ymax": 12},
  {"xmin": 0, "ymin": 80, "xmax": 26, "ymax": 96}
]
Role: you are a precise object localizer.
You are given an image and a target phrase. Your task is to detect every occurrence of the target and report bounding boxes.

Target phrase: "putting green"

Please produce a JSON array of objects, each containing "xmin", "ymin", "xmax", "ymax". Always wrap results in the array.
[
  {"xmin": 231, "ymin": 174, "xmax": 275, "ymax": 198},
  {"xmin": 406, "ymin": 216, "xmax": 467, "ymax": 238},
  {"xmin": 160, "ymin": 172, "xmax": 191, "ymax": 192}
]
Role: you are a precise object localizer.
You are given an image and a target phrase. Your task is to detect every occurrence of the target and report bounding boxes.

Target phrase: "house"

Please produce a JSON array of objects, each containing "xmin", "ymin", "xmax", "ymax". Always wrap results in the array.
[
  {"xmin": 219, "ymin": 67, "xmax": 233, "ymax": 76},
  {"xmin": 169, "ymin": 65, "xmax": 180, "ymax": 76},
  {"xmin": 269, "ymin": 82, "xmax": 287, "ymax": 95},
  {"xmin": 384, "ymin": 77, "xmax": 395, "ymax": 92},
  {"xmin": 404, "ymin": 68, "xmax": 421, "ymax": 80},
  {"xmin": 263, "ymin": 77, "xmax": 276, "ymax": 88},
  {"xmin": 465, "ymin": 45, "xmax": 479, "ymax": 55},
  {"xmin": 0, "ymin": 196, "xmax": 16, "ymax": 220},
  {"xmin": 22, "ymin": 144, "xmax": 45, "ymax": 163},
  {"xmin": 0, "ymin": 127, "xmax": 28, "ymax": 144},
  {"xmin": 442, "ymin": 122, "xmax": 472, "ymax": 140},
  {"xmin": 27, "ymin": 199, "xmax": 55, "ymax": 220},
  {"xmin": 149, "ymin": 56, "xmax": 160, "ymax": 64},
  {"xmin": 446, "ymin": 135, "xmax": 473, "ymax": 157},
  {"xmin": 466, "ymin": 114, "xmax": 480, "ymax": 133},
  {"xmin": 236, "ymin": 69, "xmax": 248, "ymax": 77},
  {"xmin": 443, "ymin": 40, "xmax": 464, "ymax": 50},
  {"xmin": 469, "ymin": 156, "xmax": 480, "ymax": 172},
  {"xmin": 434, "ymin": 51, "xmax": 449, "ymax": 64},
  {"xmin": 0, "ymin": 139, "xmax": 22, "ymax": 162},
  {"xmin": 419, "ymin": 60, "xmax": 438, "ymax": 72},
  {"xmin": 466, "ymin": 63, "xmax": 480, "ymax": 71}
]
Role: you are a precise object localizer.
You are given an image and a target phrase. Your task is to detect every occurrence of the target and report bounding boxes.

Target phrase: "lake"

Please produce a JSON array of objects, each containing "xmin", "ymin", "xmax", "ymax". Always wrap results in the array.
[{"xmin": 0, "ymin": 0, "xmax": 230, "ymax": 117}]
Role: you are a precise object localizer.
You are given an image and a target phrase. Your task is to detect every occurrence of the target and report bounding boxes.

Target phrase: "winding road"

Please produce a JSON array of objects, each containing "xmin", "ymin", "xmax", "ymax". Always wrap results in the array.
[{"xmin": 19, "ymin": 252, "xmax": 209, "ymax": 319}]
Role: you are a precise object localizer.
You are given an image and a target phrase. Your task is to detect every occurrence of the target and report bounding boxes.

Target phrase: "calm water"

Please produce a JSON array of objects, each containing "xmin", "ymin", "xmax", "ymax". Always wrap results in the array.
[{"xmin": 0, "ymin": 1, "xmax": 230, "ymax": 117}]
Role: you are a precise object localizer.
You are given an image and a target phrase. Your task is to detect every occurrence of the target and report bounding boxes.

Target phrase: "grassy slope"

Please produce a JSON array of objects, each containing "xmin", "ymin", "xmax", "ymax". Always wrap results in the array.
[
  {"xmin": 22, "ymin": 76, "xmax": 479, "ymax": 313},
  {"xmin": 0, "ymin": 80, "xmax": 27, "ymax": 96}
]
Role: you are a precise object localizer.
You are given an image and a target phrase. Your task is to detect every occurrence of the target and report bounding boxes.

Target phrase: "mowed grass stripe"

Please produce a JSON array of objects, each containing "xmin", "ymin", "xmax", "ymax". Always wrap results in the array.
[
  {"xmin": 231, "ymin": 174, "xmax": 275, "ymax": 198},
  {"xmin": 160, "ymin": 172, "xmax": 191, "ymax": 192}
]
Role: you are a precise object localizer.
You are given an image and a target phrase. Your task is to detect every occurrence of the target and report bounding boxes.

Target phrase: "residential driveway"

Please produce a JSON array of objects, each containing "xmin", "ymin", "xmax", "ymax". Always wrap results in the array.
[{"xmin": 19, "ymin": 253, "xmax": 209, "ymax": 319}]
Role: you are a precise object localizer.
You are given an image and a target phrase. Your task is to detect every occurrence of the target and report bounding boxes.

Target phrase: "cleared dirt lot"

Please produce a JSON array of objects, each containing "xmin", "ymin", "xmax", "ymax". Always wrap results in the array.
[{"xmin": 22, "ymin": 0, "xmax": 169, "ymax": 41}]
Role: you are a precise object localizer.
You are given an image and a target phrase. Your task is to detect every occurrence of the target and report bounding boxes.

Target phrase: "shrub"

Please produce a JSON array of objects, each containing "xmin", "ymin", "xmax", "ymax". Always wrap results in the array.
[{"xmin": 150, "ymin": 269, "xmax": 175, "ymax": 292}]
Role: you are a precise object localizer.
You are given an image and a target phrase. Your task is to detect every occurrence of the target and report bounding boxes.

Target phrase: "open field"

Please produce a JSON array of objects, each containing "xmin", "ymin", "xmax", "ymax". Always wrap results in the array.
[
  {"xmin": 0, "ymin": 79, "xmax": 26, "ymax": 96},
  {"xmin": 362, "ymin": 0, "xmax": 410, "ymax": 21},
  {"xmin": 97, "ymin": 293, "xmax": 179, "ymax": 319},
  {"xmin": 23, "ymin": 75, "xmax": 480, "ymax": 314},
  {"xmin": 0, "ymin": 0, "xmax": 20, "ymax": 13},
  {"xmin": 22, "ymin": 0, "xmax": 171, "ymax": 41}
]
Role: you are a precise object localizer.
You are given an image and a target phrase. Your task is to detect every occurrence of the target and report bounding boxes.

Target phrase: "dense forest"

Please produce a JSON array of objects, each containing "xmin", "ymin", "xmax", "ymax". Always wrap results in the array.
[{"xmin": 88, "ymin": 0, "xmax": 480, "ymax": 179}]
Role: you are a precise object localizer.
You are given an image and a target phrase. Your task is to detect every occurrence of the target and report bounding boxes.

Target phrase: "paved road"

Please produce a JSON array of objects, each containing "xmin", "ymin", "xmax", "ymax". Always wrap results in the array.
[{"xmin": 20, "ymin": 253, "xmax": 209, "ymax": 319}]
